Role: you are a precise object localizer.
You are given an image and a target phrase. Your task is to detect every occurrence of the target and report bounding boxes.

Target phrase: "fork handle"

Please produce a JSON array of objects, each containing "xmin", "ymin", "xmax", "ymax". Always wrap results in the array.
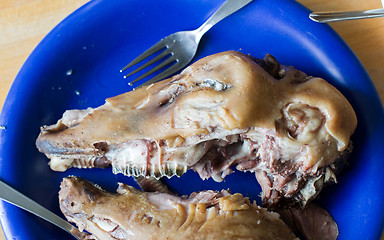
[
  {"xmin": 196, "ymin": 0, "xmax": 254, "ymax": 36},
  {"xmin": 309, "ymin": 8, "xmax": 384, "ymax": 22},
  {"xmin": 0, "ymin": 180, "xmax": 85, "ymax": 239}
]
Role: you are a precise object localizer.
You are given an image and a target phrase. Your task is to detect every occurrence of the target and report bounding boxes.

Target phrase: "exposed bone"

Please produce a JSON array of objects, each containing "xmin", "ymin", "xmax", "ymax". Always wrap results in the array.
[
  {"xmin": 59, "ymin": 177, "xmax": 298, "ymax": 240},
  {"xmin": 37, "ymin": 51, "xmax": 357, "ymax": 206}
]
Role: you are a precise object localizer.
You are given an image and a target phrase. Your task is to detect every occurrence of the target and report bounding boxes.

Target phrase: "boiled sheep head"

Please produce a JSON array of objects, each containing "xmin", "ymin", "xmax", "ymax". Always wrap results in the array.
[{"xmin": 36, "ymin": 51, "xmax": 357, "ymax": 206}]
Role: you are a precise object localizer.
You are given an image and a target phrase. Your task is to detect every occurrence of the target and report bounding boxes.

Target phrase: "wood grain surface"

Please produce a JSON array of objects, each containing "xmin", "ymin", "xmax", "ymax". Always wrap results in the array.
[{"xmin": 1, "ymin": 0, "xmax": 383, "ymax": 239}]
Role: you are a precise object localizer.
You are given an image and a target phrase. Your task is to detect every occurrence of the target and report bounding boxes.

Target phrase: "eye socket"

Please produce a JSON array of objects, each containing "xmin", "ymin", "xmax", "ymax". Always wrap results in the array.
[{"xmin": 197, "ymin": 78, "xmax": 231, "ymax": 91}]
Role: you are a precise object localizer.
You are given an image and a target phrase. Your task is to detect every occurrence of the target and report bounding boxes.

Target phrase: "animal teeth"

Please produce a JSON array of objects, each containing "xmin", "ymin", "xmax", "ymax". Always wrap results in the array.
[
  {"xmin": 72, "ymin": 157, "xmax": 94, "ymax": 169},
  {"xmin": 112, "ymin": 163, "xmax": 187, "ymax": 179}
]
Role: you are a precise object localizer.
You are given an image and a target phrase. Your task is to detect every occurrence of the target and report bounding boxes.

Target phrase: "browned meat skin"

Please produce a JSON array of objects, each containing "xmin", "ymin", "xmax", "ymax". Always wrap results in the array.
[
  {"xmin": 133, "ymin": 176, "xmax": 339, "ymax": 240},
  {"xmin": 59, "ymin": 177, "xmax": 298, "ymax": 240},
  {"xmin": 37, "ymin": 51, "xmax": 357, "ymax": 207}
]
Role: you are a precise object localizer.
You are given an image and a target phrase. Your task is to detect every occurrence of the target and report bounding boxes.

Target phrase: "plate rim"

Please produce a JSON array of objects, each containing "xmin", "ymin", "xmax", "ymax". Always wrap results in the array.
[{"xmin": 1, "ymin": 0, "xmax": 384, "ymax": 239}]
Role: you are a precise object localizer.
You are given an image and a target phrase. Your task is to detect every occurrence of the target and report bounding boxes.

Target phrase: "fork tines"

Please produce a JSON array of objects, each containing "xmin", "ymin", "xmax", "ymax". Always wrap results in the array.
[{"xmin": 120, "ymin": 39, "xmax": 180, "ymax": 87}]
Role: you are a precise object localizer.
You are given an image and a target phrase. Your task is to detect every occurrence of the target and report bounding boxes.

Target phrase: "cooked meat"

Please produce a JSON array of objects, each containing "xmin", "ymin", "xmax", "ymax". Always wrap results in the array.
[
  {"xmin": 133, "ymin": 177, "xmax": 339, "ymax": 240},
  {"xmin": 59, "ymin": 176, "xmax": 298, "ymax": 240},
  {"xmin": 134, "ymin": 176, "xmax": 172, "ymax": 194},
  {"xmin": 37, "ymin": 51, "xmax": 357, "ymax": 206},
  {"xmin": 278, "ymin": 203, "xmax": 339, "ymax": 240}
]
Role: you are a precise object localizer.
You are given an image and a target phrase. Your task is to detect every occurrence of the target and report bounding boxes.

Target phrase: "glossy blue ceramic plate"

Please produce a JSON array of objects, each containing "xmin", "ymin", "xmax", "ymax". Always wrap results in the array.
[{"xmin": 1, "ymin": 0, "xmax": 384, "ymax": 239}]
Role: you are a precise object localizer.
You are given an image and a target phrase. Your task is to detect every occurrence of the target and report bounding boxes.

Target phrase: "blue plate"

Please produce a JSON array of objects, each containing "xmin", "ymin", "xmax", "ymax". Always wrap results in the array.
[{"xmin": 1, "ymin": 0, "xmax": 384, "ymax": 239}]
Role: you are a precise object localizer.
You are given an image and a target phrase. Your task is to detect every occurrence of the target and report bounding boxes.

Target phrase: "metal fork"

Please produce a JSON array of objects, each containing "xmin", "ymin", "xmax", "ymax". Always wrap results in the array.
[
  {"xmin": 309, "ymin": 8, "xmax": 384, "ymax": 22},
  {"xmin": 120, "ymin": 0, "xmax": 254, "ymax": 87},
  {"xmin": 0, "ymin": 180, "xmax": 87, "ymax": 239},
  {"xmin": 310, "ymin": 0, "xmax": 384, "ymax": 22}
]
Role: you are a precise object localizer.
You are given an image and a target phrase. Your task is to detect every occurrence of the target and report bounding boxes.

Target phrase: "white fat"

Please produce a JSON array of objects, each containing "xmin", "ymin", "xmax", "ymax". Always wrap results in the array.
[
  {"xmin": 92, "ymin": 217, "xmax": 118, "ymax": 232},
  {"xmin": 61, "ymin": 108, "xmax": 94, "ymax": 127}
]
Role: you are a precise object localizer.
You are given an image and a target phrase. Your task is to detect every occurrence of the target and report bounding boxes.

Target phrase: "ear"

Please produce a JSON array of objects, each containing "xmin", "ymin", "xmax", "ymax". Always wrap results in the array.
[{"xmin": 276, "ymin": 102, "xmax": 325, "ymax": 144}]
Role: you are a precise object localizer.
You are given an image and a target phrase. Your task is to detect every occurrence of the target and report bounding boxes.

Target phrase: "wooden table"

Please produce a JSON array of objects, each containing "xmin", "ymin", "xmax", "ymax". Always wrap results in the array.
[{"xmin": 1, "ymin": 0, "xmax": 383, "ymax": 239}]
